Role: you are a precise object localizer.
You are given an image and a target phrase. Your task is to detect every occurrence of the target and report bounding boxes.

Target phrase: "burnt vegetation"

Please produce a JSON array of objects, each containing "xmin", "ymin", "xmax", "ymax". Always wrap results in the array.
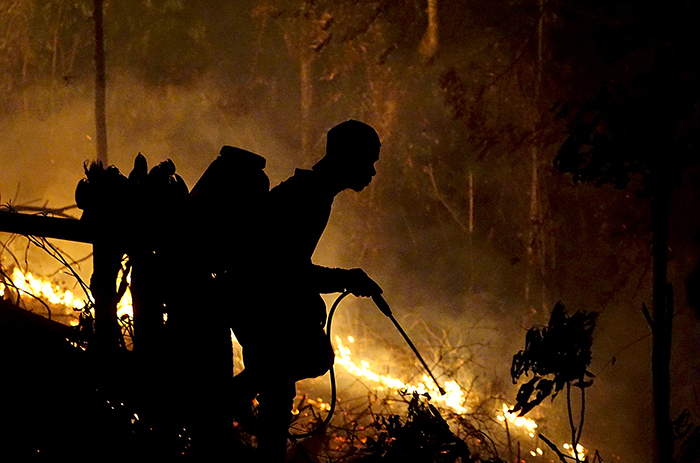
[
  {"xmin": 510, "ymin": 302, "xmax": 598, "ymax": 463},
  {"xmin": 510, "ymin": 302, "xmax": 597, "ymax": 418}
]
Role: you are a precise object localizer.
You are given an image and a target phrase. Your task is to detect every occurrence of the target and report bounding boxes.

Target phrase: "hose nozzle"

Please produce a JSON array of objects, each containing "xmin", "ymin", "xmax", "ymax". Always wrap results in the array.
[{"xmin": 371, "ymin": 294, "xmax": 393, "ymax": 317}]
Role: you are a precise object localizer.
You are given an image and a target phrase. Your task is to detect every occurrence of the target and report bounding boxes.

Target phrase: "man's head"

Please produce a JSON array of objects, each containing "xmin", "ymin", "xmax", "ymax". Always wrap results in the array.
[{"xmin": 313, "ymin": 120, "xmax": 381, "ymax": 192}]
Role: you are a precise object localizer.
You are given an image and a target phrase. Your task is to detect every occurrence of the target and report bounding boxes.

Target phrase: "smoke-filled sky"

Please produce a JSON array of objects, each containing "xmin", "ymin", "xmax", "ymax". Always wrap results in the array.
[{"xmin": 2, "ymin": 1, "xmax": 700, "ymax": 461}]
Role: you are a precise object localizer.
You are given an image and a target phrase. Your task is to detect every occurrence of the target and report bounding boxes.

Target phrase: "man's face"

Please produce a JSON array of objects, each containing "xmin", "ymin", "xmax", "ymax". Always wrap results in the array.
[{"xmin": 347, "ymin": 146, "xmax": 380, "ymax": 192}]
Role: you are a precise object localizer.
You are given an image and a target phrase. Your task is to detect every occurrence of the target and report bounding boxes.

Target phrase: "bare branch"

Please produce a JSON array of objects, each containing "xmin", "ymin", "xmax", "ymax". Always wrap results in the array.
[{"xmin": 424, "ymin": 163, "xmax": 468, "ymax": 232}]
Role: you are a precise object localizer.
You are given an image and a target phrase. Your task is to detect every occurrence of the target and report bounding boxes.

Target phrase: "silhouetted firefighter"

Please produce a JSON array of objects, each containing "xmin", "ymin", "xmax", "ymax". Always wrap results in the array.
[
  {"xmin": 169, "ymin": 145, "xmax": 272, "ymax": 457},
  {"xmin": 222, "ymin": 119, "xmax": 384, "ymax": 461},
  {"xmin": 72, "ymin": 120, "xmax": 383, "ymax": 459}
]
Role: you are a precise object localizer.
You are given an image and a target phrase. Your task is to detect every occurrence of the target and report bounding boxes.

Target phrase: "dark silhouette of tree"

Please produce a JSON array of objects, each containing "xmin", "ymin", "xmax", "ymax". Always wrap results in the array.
[
  {"xmin": 510, "ymin": 301, "xmax": 598, "ymax": 463},
  {"xmin": 553, "ymin": 1, "xmax": 700, "ymax": 461}
]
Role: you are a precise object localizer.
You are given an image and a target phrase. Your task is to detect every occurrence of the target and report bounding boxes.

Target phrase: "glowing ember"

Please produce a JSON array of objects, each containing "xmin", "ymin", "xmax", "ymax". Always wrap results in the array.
[
  {"xmin": 497, "ymin": 402, "xmax": 538, "ymax": 435},
  {"xmin": 563, "ymin": 442, "xmax": 587, "ymax": 461},
  {"xmin": 292, "ymin": 396, "xmax": 332, "ymax": 416}
]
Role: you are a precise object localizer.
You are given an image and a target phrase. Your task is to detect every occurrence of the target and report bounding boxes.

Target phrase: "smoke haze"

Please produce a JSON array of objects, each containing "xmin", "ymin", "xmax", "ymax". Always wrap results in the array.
[{"xmin": 2, "ymin": 1, "xmax": 700, "ymax": 461}]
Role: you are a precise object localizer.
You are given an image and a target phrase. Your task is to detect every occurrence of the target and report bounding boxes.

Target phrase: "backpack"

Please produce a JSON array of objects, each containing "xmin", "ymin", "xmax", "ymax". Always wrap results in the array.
[{"xmin": 187, "ymin": 146, "xmax": 270, "ymax": 282}]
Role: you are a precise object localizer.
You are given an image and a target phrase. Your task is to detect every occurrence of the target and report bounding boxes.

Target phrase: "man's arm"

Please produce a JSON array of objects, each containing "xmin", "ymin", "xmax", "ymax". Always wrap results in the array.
[{"xmin": 310, "ymin": 265, "xmax": 382, "ymax": 297}]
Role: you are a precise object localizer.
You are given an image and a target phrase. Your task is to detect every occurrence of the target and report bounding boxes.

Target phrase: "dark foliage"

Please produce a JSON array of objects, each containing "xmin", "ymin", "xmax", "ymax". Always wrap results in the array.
[
  {"xmin": 510, "ymin": 302, "xmax": 598, "ymax": 416},
  {"xmin": 553, "ymin": 0, "xmax": 700, "ymax": 192},
  {"xmin": 357, "ymin": 391, "xmax": 503, "ymax": 463},
  {"xmin": 673, "ymin": 410, "xmax": 700, "ymax": 463}
]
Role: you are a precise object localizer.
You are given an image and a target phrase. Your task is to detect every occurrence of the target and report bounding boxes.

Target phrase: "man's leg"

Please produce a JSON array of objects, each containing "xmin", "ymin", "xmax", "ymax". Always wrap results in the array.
[
  {"xmin": 255, "ymin": 382, "xmax": 296, "ymax": 462},
  {"xmin": 230, "ymin": 369, "xmax": 260, "ymax": 432}
]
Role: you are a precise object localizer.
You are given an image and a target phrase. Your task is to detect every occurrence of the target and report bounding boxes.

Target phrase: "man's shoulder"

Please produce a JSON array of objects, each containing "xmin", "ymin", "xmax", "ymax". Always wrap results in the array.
[
  {"xmin": 268, "ymin": 168, "xmax": 335, "ymax": 214},
  {"xmin": 270, "ymin": 169, "xmax": 317, "ymax": 195}
]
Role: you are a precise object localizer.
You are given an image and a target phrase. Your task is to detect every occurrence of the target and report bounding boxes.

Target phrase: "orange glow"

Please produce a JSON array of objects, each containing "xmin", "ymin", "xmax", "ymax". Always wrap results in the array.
[{"xmin": 1, "ymin": 265, "xmax": 132, "ymax": 327}]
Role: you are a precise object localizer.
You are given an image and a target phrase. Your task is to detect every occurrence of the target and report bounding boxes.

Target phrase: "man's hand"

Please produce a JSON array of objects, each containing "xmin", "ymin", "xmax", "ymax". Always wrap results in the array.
[{"xmin": 345, "ymin": 268, "xmax": 382, "ymax": 297}]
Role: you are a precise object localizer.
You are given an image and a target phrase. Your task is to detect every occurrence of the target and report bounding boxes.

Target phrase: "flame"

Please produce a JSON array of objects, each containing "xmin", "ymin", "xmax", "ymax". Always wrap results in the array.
[
  {"xmin": 497, "ymin": 402, "xmax": 539, "ymax": 435},
  {"xmin": 1, "ymin": 266, "xmax": 133, "ymax": 326},
  {"xmin": 3, "ymin": 267, "xmax": 85, "ymax": 317},
  {"xmin": 115, "ymin": 270, "xmax": 133, "ymax": 320},
  {"xmin": 334, "ymin": 335, "xmax": 539, "ymax": 431},
  {"xmin": 563, "ymin": 442, "xmax": 587, "ymax": 461},
  {"xmin": 335, "ymin": 335, "xmax": 469, "ymax": 415},
  {"xmin": 333, "ymin": 334, "xmax": 588, "ymax": 459}
]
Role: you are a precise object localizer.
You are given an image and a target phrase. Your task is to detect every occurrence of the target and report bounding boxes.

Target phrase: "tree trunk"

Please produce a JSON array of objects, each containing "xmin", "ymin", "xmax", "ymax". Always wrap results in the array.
[
  {"xmin": 525, "ymin": 0, "xmax": 547, "ymax": 314},
  {"xmin": 94, "ymin": 0, "xmax": 108, "ymax": 165},
  {"xmin": 468, "ymin": 170, "xmax": 474, "ymax": 293},
  {"xmin": 300, "ymin": 54, "xmax": 313, "ymax": 160},
  {"xmin": 651, "ymin": 177, "xmax": 673, "ymax": 463},
  {"xmin": 419, "ymin": 0, "xmax": 438, "ymax": 59},
  {"xmin": 91, "ymin": 244, "xmax": 124, "ymax": 352}
]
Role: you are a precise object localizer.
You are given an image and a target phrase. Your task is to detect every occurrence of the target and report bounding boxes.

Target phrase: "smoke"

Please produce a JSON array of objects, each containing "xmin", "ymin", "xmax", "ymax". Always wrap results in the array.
[
  {"xmin": 0, "ymin": 72, "xmax": 299, "ymax": 294},
  {"xmin": 0, "ymin": 73, "xmax": 307, "ymax": 207},
  {"xmin": 1, "ymin": 21, "xmax": 699, "ymax": 462}
]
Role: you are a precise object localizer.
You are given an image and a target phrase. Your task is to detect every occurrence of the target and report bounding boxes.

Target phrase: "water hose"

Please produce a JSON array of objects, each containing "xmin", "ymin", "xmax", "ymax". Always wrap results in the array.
[
  {"xmin": 289, "ymin": 290, "xmax": 445, "ymax": 438},
  {"xmin": 371, "ymin": 294, "xmax": 446, "ymax": 396},
  {"xmin": 288, "ymin": 290, "xmax": 349, "ymax": 438}
]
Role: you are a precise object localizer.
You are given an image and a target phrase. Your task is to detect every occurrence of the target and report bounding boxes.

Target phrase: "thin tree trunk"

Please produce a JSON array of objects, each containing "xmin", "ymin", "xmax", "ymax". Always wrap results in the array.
[
  {"xmin": 419, "ymin": 0, "xmax": 438, "ymax": 59},
  {"xmin": 91, "ymin": 244, "xmax": 124, "ymax": 352},
  {"xmin": 91, "ymin": 0, "xmax": 115, "ymax": 354},
  {"xmin": 468, "ymin": 171, "xmax": 474, "ymax": 293},
  {"xmin": 300, "ymin": 54, "xmax": 313, "ymax": 160},
  {"xmin": 527, "ymin": 145, "xmax": 539, "ymax": 303},
  {"xmin": 536, "ymin": 0, "xmax": 544, "ymax": 88},
  {"xmin": 651, "ymin": 177, "xmax": 673, "ymax": 463},
  {"xmin": 52, "ymin": 1, "xmax": 64, "ymax": 81},
  {"xmin": 94, "ymin": 0, "xmax": 107, "ymax": 165},
  {"xmin": 526, "ymin": 0, "xmax": 547, "ymax": 314}
]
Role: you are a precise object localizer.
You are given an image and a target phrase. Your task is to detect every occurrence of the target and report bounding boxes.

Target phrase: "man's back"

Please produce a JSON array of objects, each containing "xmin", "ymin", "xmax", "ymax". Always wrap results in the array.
[{"xmin": 266, "ymin": 169, "xmax": 334, "ymax": 266}]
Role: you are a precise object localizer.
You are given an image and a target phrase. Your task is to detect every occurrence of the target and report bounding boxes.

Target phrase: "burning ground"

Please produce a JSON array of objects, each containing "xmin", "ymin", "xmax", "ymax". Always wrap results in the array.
[{"xmin": 1, "ymin": 258, "xmax": 584, "ymax": 461}]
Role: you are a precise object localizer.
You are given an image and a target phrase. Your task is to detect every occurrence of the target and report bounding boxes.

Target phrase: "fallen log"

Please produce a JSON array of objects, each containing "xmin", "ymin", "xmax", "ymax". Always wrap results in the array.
[{"xmin": 0, "ymin": 210, "xmax": 93, "ymax": 243}]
